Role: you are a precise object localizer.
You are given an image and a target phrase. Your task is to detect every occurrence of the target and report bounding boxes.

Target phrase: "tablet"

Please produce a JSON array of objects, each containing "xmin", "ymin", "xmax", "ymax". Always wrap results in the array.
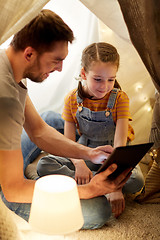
[{"xmin": 96, "ymin": 142, "xmax": 153, "ymax": 180}]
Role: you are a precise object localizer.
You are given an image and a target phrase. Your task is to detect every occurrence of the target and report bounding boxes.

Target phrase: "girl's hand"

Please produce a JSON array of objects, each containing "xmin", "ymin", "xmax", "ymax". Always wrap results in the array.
[{"xmin": 74, "ymin": 160, "xmax": 93, "ymax": 185}]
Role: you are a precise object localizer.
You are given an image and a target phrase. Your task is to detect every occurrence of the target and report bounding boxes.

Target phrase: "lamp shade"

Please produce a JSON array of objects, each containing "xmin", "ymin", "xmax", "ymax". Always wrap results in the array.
[{"xmin": 29, "ymin": 175, "xmax": 84, "ymax": 235}]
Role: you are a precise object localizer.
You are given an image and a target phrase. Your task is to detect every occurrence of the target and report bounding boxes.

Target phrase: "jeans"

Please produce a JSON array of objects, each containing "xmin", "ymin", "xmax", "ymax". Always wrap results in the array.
[
  {"xmin": 21, "ymin": 111, "xmax": 65, "ymax": 172},
  {"xmin": 1, "ymin": 111, "xmax": 112, "ymax": 229},
  {"xmin": 0, "ymin": 191, "xmax": 111, "ymax": 229}
]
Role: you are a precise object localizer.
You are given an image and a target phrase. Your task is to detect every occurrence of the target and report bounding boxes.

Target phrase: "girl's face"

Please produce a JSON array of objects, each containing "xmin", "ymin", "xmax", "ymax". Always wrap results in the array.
[{"xmin": 81, "ymin": 61, "xmax": 118, "ymax": 99}]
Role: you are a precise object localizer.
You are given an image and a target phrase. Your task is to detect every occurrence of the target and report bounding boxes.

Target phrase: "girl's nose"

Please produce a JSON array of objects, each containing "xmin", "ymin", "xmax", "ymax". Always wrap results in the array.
[{"xmin": 100, "ymin": 81, "xmax": 107, "ymax": 89}]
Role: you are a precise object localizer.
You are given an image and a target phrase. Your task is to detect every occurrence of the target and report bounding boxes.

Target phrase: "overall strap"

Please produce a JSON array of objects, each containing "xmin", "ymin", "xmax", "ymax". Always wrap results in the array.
[
  {"xmin": 107, "ymin": 88, "xmax": 120, "ymax": 109},
  {"xmin": 76, "ymin": 92, "xmax": 83, "ymax": 104},
  {"xmin": 76, "ymin": 92, "xmax": 83, "ymax": 112}
]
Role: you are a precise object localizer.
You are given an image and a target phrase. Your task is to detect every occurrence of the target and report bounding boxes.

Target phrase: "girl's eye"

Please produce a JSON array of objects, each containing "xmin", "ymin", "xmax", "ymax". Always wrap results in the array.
[{"xmin": 94, "ymin": 78, "xmax": 101, "ymax": 82}]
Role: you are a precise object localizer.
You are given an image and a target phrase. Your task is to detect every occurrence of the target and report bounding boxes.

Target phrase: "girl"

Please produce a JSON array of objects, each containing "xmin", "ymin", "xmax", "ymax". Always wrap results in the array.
[{"xmin": 37, "ymin": 42, "xmax": 144, "ymax": 218}]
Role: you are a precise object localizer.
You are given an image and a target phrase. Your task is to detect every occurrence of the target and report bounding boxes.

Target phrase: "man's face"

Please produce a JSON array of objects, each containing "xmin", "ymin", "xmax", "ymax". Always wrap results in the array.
[{"xmin": 24, "ymin": 41, "xmax": 68, "ymax": 83}]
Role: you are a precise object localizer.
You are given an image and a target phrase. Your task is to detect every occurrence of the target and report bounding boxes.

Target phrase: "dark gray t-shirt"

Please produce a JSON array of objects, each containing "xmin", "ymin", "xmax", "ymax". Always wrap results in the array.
[{"xmin": 0, "ymin": 49, "xmax": 27, "ymax": 150}]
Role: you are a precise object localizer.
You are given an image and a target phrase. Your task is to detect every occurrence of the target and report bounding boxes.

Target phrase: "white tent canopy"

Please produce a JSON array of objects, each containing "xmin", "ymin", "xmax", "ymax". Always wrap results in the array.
[{"xmin": 0, "ymin": 0, "xmax": 155, "ymax": 143}]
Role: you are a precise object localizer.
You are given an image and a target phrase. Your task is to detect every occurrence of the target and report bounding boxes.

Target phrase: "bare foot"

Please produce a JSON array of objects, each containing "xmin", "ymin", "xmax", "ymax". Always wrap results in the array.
[{"xmin": 107, "ymin": 190, "xmax": 125, "ymax": 218}]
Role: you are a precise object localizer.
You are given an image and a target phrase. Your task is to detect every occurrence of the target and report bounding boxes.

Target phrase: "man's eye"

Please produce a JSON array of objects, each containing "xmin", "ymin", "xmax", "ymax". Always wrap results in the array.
[{"xmin": 108, "ymin": 79, "xmax": 114, "ymax": 82}]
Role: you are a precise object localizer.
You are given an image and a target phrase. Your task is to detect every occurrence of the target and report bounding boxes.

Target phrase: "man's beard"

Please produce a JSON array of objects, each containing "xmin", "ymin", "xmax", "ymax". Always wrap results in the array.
[
  {"xmin": 25, "ymin": 71, "xmax": 44, "ymax": 83},
  {"xmin": 23, "ymin": 58, "xmax": 44, "ymax": 83}
]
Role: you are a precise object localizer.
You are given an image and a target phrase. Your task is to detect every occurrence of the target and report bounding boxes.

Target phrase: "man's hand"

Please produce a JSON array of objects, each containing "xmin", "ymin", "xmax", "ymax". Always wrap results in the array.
[
  {"xmin": 89, "ymin": 145, "xmax": 113, "ymax": 164},
  {"xmin": 74, "ymin": 160, "xmax": 93, "ymax": 185},
  {"xmin": 78, "ymin": 164, "xmax": 131, "ymax": 199}
]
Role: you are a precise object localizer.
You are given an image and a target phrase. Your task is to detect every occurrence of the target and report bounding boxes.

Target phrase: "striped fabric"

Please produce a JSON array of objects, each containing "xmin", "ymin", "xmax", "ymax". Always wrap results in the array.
[
  {"xmin": 136, "ymin": 160, "xmax": 160, "ymax": 203},
  {"xmin": 62, "ymin": 88, "xmax": 134, "ymax": 141}
]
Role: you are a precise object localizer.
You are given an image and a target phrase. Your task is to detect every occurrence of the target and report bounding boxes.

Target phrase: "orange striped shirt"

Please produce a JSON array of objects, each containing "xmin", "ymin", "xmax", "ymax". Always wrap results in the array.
[{"xmin": 62, "ymin": 88, "xmax": 134, "ymax": 141}]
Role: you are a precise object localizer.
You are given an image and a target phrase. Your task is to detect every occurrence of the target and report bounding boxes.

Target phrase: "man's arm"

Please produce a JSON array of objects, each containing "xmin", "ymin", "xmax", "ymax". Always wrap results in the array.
[
  {"xmin": 24, "ymin": 96, "xmax": 113, "ymax": 163},
  {"xmin": 0, "ymin": 149, "xmax": 35, "ymax": 202},
  {"xmin": 78, "ymin": 164, "xmax": 131, "ymax": 199},
  {"xmin": 0, "ymin": 149, "xmax": 131, "ymax": 203}
]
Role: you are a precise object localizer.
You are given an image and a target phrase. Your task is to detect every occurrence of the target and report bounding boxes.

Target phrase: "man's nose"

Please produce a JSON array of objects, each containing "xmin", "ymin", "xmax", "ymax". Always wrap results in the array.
[{"xmin": 54, "ymin": 62, "xmax": 63, "ymax": 72}]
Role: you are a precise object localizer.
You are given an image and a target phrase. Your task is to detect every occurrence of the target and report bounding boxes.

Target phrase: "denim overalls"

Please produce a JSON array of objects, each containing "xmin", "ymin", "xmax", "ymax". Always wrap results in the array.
[
  {"xmin": 37, "ymin": 89, "xmax": 120, "ymax": 174},
  {"xmin": 76, "ymin": 88, "xmax": 119, "ymax": 148},
  {"xmin": 75, "ymin": 88, "xmax": 119, "ymax": 171}
]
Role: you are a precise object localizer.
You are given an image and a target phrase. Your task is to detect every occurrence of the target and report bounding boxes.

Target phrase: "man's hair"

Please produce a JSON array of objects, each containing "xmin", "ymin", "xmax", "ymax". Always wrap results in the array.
[{"xmin": 10, "ymin": 9, "xmax": 74, "ymax": 53}]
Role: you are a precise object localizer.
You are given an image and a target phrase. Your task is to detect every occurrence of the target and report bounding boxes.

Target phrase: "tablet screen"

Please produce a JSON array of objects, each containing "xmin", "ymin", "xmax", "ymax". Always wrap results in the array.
[{"xmin": 96, "ymin": 142, "xmax": 153, "ymax": 180}]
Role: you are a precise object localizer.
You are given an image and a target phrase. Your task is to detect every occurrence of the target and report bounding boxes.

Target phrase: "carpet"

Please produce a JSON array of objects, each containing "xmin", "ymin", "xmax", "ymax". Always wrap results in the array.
[{"xmin": 71, "ymin": 197, "xmax": 160, "ymax": 240}]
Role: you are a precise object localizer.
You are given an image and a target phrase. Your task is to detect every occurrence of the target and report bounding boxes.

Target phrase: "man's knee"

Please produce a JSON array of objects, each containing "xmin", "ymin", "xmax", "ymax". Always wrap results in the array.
[
  {"xmin": 40, "ymin": 111, "xmax": 64, "ymax": 134},
  {"xmin": 40, "ymin": 111, "xmax": 80, "ymax": 140}
]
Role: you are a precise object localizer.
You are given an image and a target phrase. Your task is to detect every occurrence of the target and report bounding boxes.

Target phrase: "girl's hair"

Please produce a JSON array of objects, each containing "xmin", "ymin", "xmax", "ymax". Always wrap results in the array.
[{"xmin": 78, "ymin": 42, "xmax": 121, "ymax": 99}]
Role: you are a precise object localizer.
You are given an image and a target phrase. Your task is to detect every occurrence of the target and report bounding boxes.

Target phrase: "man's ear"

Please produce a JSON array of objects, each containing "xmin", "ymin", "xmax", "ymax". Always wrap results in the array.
[
  {"xmin": 24, "ymin": 47, "xmax": 36, "ymax": 62},
  {"xmin": 81, "ymin": 67, "xmax": 87, "ymax": 80}
]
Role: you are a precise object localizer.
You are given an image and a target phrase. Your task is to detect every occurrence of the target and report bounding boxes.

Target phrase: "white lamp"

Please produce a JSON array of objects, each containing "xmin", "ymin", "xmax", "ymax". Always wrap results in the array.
[{"xmin": 29, "ymin": 175, "xmax": 84, "ymax": 235}]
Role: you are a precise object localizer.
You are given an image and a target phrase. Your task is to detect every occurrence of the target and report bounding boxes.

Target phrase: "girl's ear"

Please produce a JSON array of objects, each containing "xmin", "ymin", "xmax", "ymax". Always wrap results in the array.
[{"xmin": 81, "ymin": 68, "xmax": 87, "ymax": 80}]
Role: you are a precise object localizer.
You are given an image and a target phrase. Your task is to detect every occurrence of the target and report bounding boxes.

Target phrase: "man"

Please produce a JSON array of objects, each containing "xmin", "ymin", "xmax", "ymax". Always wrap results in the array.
[{"xmin": 0, "ymin": 9, "xmax": 131, "ymax": 229}]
